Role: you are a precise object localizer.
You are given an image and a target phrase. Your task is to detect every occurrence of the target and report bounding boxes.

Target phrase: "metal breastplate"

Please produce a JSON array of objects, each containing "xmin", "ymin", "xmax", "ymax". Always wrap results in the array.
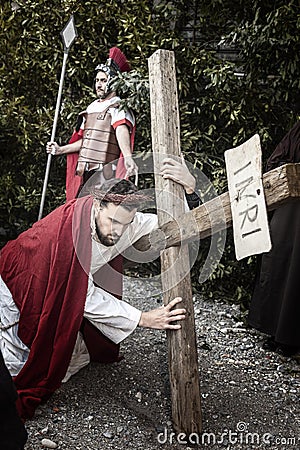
[{"xmin": 76, "ymin": 105, "xmax": 120, "ymax": 176}]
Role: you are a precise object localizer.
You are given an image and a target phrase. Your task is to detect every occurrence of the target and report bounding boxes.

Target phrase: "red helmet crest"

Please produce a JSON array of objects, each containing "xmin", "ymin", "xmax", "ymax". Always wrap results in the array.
[{"xmin": 95, "ymin": 47, "xmax": 130, "ymax": 76}]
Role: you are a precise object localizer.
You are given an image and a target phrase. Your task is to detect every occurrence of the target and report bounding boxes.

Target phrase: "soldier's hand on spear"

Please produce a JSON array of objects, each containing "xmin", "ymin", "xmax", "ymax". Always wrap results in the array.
[
  {"xmin": 46, "ymin": 139, "xmax": 81, "ymax": 156},
  {"xmin": 46, "ymin": 141, "xmax": 61, "ymax": 155}
]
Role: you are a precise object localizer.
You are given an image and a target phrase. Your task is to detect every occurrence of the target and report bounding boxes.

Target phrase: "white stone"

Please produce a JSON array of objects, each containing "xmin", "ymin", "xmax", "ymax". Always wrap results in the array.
[{"xmin": 41, "ymin": 438, "xmax": 58, "ymax": 449}]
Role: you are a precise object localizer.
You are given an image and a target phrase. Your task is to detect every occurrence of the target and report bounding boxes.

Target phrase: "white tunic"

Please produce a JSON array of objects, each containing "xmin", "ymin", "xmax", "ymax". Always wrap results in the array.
[{"xmin": 0, "ymin": 207, "xmax": 157, "ymax": 380}]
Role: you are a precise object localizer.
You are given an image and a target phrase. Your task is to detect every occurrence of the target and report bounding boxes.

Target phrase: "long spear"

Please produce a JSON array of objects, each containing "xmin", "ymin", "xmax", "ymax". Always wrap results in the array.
[{"xmin": 38, "ymin": 15, "xmax": 77, "ymax": 220}]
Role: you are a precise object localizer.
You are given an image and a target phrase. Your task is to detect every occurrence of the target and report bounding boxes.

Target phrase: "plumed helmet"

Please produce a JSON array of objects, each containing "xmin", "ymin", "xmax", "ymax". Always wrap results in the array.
[{"xmin": 95, "ymin": 47, "xmax": 131, "ymax": 78}]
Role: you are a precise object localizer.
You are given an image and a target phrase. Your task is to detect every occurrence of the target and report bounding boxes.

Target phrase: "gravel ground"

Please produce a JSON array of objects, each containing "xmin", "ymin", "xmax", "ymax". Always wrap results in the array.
[{"xmin": 24, "ymin": 277, "xmax": 300, "ymax": 450}]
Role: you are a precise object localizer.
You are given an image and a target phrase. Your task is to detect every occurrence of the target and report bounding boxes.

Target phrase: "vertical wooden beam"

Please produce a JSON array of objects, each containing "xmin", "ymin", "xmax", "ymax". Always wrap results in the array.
[{"xmin": 148, "ymin": 49, "xmax": 202, "ymax": 434}]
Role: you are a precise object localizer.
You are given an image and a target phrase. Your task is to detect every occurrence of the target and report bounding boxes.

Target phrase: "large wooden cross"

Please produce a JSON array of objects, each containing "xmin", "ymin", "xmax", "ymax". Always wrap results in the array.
[{"xmin": 135, "ymin": 49, "xmax": 300, "ymax": 435}]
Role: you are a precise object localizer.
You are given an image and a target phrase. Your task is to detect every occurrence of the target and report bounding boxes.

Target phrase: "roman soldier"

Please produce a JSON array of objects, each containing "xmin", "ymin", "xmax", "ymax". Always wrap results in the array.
[{"xmin": 46, "ymin": 47, "xmax": 138, "ymax": 200}]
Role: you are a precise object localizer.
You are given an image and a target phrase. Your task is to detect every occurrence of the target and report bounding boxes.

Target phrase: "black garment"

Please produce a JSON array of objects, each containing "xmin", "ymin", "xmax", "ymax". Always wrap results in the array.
[
  {"xmin": 0, "ymin": 350, "xmax": 28, "ymax": 450},
  {"xmin": 248, "ymin": 121, "xmax": 300, "ymax": 349},
  {"xmin": 248, "ymin": 200, "xmax": 300, "ymax": 348},
  {"xmin": 185, "ymin": 191, "xmax": 200, "ymax": 210}
]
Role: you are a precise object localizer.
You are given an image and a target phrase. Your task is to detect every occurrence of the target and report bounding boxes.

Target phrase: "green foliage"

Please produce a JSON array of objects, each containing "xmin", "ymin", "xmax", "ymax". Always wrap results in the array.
[{"xmin": 0, "ymin": 0, "xmax": 299, "ymax": 304}]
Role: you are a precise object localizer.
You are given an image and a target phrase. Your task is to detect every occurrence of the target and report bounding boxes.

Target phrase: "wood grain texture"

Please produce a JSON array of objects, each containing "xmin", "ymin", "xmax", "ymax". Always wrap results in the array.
[
  {"xmin": 148, "ymin": 49, "xmax": 202, "ymax": 434},
  {"xmin": 133, "ymin": 163, "xmax": 300, "ymax": 256}
]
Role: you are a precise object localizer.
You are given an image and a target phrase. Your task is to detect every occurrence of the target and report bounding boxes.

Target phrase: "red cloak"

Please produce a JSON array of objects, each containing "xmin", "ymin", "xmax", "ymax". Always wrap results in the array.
[{"xmin": 0, "ymin": 196, "xmax": 121, "ymax": 419}]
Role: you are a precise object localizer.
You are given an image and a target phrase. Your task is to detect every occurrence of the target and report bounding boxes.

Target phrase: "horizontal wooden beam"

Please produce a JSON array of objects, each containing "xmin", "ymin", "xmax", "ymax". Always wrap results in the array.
[{"xmin": 133, "ymin": 163, "xmax": 300, "ymax": 254}]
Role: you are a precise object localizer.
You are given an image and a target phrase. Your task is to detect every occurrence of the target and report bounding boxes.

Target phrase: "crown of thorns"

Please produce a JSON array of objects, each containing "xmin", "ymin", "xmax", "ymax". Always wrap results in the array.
[{"xmin": 91, "ymin": 189, "xmax": 152, "ymax": 206}]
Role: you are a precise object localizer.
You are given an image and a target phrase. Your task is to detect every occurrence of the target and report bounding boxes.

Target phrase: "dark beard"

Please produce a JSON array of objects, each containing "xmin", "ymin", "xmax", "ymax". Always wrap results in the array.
[
  {"xmin": 97, "ymin": 89, "xmax": 110, "ymax": 100},
  {"xmin": 95, "ymin": 221, "xmax": 118, "ymax": 246}
]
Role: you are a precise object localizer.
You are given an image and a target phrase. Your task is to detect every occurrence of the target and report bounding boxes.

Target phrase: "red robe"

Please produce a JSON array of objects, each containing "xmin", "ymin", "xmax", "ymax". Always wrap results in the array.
[{"xmin": 0, "ymin": 196, "xmax": 121, "ymax": 419}]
